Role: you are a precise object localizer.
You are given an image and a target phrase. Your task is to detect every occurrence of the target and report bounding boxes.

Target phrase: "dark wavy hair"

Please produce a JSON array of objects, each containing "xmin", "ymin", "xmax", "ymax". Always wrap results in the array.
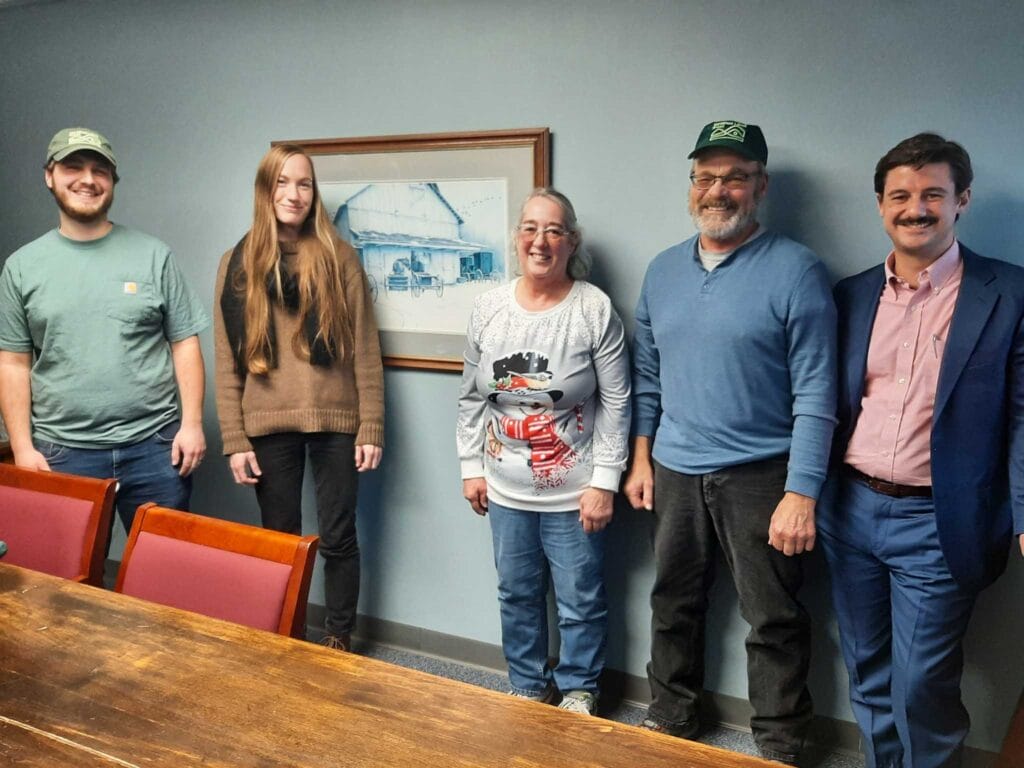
[{"xmin": 873, "ymin": 133, "xmax": 973, "ymax": 196}]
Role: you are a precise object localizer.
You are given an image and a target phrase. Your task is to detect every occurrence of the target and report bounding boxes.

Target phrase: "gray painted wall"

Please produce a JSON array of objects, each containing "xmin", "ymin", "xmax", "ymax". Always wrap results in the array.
[{"xmin": 2, "ymin": 0, "xmax": 1022, "ymax": 751}]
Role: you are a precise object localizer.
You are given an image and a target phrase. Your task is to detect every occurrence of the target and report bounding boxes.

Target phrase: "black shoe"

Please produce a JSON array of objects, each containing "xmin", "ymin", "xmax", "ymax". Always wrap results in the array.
[
  {"xmin": 320, "ymin": 633, "xmax": 351, "ymax": 652},
  {"xmin": 640, "ymin": 716, "xmax": 701, "ymax": 739},
  {"xmin": 759, "ymin": 749, "xmax": 800, "ymax": 766}
]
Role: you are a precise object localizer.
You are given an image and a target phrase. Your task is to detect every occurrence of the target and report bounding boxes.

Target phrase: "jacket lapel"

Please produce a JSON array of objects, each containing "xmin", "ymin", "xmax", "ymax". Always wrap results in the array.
[
  {"xmin": 934, "ymin": 248, "xmax": 998, "ymax": 417},
  {"xmin": 846, "ymin": 268, "xmax": 884, "ymax": 414}
]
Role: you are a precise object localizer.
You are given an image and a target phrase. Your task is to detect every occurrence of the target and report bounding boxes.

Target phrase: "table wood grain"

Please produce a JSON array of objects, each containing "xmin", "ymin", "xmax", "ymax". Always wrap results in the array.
[{"xmin": 0, "ymin": 563, "xmax": 773, "ymax": 767}]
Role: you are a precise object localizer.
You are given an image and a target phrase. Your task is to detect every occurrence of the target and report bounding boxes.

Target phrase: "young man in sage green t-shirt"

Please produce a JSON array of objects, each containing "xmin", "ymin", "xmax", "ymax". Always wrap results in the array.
[{"xmin": 0, "ymin": 127, "xmax": 209, "ymax": 533}]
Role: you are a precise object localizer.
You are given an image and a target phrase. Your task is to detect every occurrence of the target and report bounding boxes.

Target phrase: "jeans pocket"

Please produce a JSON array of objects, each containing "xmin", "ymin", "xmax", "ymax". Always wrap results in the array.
[
  {"xmin": 153, "ymin": 421, "xmax": 180, "ymax": 444},
  {"xmin": 36, "ymin": 439, "xmax": 68, "ymax": 464}
]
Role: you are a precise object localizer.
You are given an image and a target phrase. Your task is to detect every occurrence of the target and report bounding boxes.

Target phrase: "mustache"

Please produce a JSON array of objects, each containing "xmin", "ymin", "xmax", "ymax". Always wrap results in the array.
[
  {"xmin": 699, "ymin": 201, "xmax": 738, "ymax": 212},
  {"xmin": 896, "ymin": 216, "xmax": 938, "ymax": 227}
]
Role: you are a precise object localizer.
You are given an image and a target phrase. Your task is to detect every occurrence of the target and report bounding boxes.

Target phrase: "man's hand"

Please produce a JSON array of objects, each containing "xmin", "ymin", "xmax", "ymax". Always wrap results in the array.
[
  {"xmin": 579, "ymin": 487, "xmax": 614, "ymax": 533},
  {"xmin": 768, "ymin": 492, "xmax": 816, "ymax": 555},
  {"xmin": 0, "ymin": 350, "xmax": 47, "ymax": 472},
  {"xmin": 463, "ymin": 477, "xmax": 488, "ymax": 516},
  {"xmin": 14, "ymin": 448, "xmax": 50, "ymax": 472},
  {"xmin": 229, "ymin": 451, "xmax": 261, "ymax": 485},
  {"xmin": 169, "ymin": 336, "xmax": 205, "ymax": 477},
  {"xmin": 171, "ymin": 422, "xmax": 206, "ymax": 477},
  {"xmin": 624, "ymin": 436, "xmax": 655, "ymax": 511},
  {"xmin": 1019, "ymin": 533, "xmax": 1023, "ymax": 557},
  {"xmin": 355, "ymin": 444, "xmax": 383, "ymax": 472}
]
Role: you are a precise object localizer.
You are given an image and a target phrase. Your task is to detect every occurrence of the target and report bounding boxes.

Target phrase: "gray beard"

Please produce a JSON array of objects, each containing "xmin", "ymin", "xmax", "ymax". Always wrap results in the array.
[{"xmin": 691, "ymin": 205, "xmax": 757, "ymax": 242}]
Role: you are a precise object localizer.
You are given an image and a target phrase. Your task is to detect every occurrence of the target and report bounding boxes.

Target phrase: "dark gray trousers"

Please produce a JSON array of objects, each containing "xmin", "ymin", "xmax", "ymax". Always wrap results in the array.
[{"xmin": 647, "ymin": 456, "xmax": 812, "ymax": 760}]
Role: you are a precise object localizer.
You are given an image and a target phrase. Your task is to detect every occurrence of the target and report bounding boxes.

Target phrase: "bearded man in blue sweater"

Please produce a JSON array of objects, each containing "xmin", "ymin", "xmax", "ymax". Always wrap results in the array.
[{"xmin": 625, "ymin": 121, "xmax": 838, "ymax": 765}]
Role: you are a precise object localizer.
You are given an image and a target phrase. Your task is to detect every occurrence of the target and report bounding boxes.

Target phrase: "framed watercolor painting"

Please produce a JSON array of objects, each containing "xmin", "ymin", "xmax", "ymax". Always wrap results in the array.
[{"xmin": 277, "ymin": 128, "xmax": 551, "ymax": 371}]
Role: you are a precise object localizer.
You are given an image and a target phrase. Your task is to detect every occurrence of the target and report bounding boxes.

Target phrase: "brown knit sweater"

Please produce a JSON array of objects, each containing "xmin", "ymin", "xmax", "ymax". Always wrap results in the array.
[{"xmin": 214, "ymin": 237, "xmax": 385, "ymax": 455}]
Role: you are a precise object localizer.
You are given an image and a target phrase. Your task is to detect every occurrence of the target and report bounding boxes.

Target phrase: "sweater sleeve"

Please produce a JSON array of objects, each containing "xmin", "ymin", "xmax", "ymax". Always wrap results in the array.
[
  {"xmin": 590, "ymin": 298, "xmax": 631, "ymax": 491},
  {"xmin": 631, "ymin": 267, "xmax": 661, "ymax": 438},
  {"xmin": 341, "ymin": 244, "xmax": 385, "ymax": 447},
  {"xmin": 456, "ymin": 303, "xmax": 487, "ymax": 478},
  {"xmin": 212, "ymin": 249, "xmax": 253, "ymax": 455},
  {"xmin": 785, "ymin": 261, "xmax": 839, "ymax": 498}
]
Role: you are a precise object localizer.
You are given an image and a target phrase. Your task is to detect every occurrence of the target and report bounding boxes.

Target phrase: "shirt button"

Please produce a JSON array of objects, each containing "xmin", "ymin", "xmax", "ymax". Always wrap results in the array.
[
  {"xmin": 898, "ymin": 377, "xmax": 906, "ymax": 384},
  {"xmin": 889, "ymin": 414, "xmax": 897, "ymax": 420},
  {"xmin": 902, "ymin": 341, "xmax": 910, "ymax": 348},
  {"xmin": 882, "ymin": 451, "xmax": 890, "ymax": 457}
]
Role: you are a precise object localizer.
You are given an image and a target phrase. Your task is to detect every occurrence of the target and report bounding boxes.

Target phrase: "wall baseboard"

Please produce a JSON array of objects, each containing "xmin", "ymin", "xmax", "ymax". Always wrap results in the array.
[{"xmin": 308, "ymin": 604, "xmax": 999, "ymax": 767}]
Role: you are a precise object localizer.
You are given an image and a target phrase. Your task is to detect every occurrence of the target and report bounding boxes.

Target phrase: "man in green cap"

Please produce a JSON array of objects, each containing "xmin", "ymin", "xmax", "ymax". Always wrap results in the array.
[
  {"xmin": 0, "ymin": 127, "xmax": 209, "ymax": 533},
  {"xmin": 625, "ymin": 120, "xmax": 837, "ymax": 763}
]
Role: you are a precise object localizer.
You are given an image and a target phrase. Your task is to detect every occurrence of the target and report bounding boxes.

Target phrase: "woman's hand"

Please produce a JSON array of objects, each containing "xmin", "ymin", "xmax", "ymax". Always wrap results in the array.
[
  {"xmin": 579, "ymin": 487, "xmax": 614, "ymax": 533},
  {"xmin": 355, "ymin": 444, "xmax": 383, "ymax": 472},
  {"xmin": 463, "ymin": 477, "xmax": 489, "ymax": 516},
  {"xmin": 229, "ymin": 452, "xmax": 261, "ymax": 485}
]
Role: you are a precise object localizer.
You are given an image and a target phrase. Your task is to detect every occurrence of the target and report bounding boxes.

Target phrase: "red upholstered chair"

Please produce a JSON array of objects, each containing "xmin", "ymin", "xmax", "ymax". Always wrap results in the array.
[
  {"xmin": 0, "ymin": 464, "xmax": 116, "ymax": 585},
  {"xmin": 115, "ymin": 503, "xmax": 319, "ymax": 638},
  {"xmin": 999, "ymin": 688, "xmax": 1024, "ymax": 768}
]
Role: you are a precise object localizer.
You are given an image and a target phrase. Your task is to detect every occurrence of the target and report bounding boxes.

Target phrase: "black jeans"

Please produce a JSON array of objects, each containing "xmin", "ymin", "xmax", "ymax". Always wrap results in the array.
[
  {"xmin": 647, "ymin": 457, "xmax": 812, "ymax": 759},
  {"xmin": 251, "ymin": 432, "xmax": 360, "ymax": 636}
]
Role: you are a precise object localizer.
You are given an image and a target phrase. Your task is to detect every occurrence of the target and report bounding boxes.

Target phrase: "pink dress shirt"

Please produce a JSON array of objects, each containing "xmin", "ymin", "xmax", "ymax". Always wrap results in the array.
[{"xmin": 844, "ymin": 242, "xmax": 963, "ymax": 485}]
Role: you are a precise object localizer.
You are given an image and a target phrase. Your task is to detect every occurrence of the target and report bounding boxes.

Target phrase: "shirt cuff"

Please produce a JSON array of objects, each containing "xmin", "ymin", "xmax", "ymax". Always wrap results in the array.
[
  {"xmin": 460, "ymin": 459, "xmax": 485, "ymax": 479},
  {"xmin": 590, "ymin": 466, "xmax": 623, "ymax": 493},
  {"xmin": 784, "ymin": 469, "xmax": 824, "ymax": 500}
]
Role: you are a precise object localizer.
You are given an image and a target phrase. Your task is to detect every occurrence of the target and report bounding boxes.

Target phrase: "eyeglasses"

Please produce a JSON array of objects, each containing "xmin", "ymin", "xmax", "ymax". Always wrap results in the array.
[
  {"xmin": 516, "ymin": 224, "xmax": 571, "ymax": 241},
  {"xmin": 689, "ymin": 171, "xmax": 761, "ymax": 190}
]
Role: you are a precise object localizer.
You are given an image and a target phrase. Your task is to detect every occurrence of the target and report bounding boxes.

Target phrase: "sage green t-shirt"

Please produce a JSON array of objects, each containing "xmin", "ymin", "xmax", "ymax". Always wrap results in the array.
[{"xmin": 0, "ymin": 225, "xmax": 209, "ymax": 447}]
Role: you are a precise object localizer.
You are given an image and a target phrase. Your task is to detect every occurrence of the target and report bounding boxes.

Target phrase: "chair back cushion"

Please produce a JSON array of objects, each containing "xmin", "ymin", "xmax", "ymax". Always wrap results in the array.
[
  {"xmin": 119, "ymin": 531, "xmax": 291, "ymax": 632},
  {"xmin": 0, "ymin": 486, "xmax": 93, "ymax": 579}
]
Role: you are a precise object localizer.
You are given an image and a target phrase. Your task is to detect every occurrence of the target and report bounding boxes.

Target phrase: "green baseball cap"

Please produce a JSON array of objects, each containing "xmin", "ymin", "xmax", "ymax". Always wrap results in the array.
[
  {"xmin": 688, "ymin": 120, "xmax": 768, "ymax": 165},
  {"xmin": 46, "ymin": 127, "xmax": 118, "ymax": 167}
]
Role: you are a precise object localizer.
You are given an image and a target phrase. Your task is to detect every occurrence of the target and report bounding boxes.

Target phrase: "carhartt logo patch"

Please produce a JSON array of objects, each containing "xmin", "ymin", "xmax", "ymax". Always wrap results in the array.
[
  {"xmin": 708, "ymin": 122, "xmax": 747, "ymax": 142},
  {"xmin": 68, "ymin": 130, "xmax": 102, "ymax": 148},
  {"xmin": 123, "ymin": 282, "xmax": 138, "ymax": 295}
]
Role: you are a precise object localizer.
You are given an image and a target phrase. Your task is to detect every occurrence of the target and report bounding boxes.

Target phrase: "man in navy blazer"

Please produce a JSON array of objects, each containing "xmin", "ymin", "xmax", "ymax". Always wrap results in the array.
[{"xmin": 820, "ymin": 133, "xmax": 1024, "ymax": 768}]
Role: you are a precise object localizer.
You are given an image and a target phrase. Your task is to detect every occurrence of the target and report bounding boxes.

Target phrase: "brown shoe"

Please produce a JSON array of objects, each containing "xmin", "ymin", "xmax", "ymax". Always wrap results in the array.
[{"xmin": 320, "ymin": 633, "xmax": 351, "ymax": 652}]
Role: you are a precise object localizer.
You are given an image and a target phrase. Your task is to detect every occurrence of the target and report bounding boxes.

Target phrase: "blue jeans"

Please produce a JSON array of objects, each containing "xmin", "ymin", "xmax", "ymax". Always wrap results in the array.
[
  {"xmin": 36, "ymin": 420, "xmax": 191, "ymax": 534},
  {"xmin": 819, "ymin": 474, "xmax": 976, "ymax": 768},
  {"xmin": 487, "ymin": 500, "xmax": 607, "ymax": 696}
]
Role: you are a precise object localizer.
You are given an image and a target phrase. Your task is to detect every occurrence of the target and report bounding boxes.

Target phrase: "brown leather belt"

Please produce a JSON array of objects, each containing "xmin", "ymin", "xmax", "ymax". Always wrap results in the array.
[{"xmin": 844, "ymin": 465, "xmax": 932, "ymax": 498}]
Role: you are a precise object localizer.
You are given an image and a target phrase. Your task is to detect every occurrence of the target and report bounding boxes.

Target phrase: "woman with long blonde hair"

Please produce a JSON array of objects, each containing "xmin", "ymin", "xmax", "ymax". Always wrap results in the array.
[{"xmin": 214, "ymin": 144, "xmax": 384, "ymax": 650}]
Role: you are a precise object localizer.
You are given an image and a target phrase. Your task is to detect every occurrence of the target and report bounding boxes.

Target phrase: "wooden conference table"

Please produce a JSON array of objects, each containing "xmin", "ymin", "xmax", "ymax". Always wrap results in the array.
[{"xmin": 0, "ymin": 563, "xmax": 773, "ymax": 767}]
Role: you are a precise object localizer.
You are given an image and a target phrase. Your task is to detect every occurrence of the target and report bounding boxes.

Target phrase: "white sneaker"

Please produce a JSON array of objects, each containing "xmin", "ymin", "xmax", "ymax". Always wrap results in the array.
[
  {"xmin": 508, "ymin": 684, "xmax": 558, "ymax": 704},
  {"xmin": 557, "ymin": 690, "xmax": 596, "ymax": 715}
]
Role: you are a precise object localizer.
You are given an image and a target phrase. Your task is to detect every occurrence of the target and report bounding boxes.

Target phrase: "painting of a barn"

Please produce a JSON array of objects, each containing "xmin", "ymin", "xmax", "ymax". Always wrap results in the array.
[
  {"xmin": 316, "ymin": 178, "xmax": 508, "ymax": 335},
  {"xmin": 332, "ymin": 182, "xmax": 503, "ymax": 296}
]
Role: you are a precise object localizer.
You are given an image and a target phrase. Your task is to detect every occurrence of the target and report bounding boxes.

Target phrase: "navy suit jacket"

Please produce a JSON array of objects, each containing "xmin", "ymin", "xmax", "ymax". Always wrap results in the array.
[{"xmin": 832, "ymin": 245, "xmax": 1024, "ymax": 590}]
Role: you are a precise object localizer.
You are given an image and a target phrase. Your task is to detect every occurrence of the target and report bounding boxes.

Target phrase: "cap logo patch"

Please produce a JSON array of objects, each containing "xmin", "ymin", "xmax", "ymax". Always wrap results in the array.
[
  {"xmin": 708, "ymin": 122, "xmax": 747, "ymax": 142},
  {"xmin": 68, "ymin": 130, "xmax": 102, "ymax": 148},
  {"xmin": 123, "ymin": 282, "xmax": 138, "ymax": 295}
]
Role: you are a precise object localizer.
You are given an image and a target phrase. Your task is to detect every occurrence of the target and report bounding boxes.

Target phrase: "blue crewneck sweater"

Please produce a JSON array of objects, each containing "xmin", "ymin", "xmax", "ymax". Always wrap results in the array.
[{"xmin": 632, "ymin": 230, "xmax": 837, "ymax": 498}]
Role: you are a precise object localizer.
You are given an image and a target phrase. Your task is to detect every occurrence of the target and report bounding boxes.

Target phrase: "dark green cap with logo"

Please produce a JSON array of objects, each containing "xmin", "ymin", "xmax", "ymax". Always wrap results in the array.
[
  {"xmin": 46, "ymin": 127, "xmax": 118, "ymax": 167},
  {"xmin": 688, "ymin": 120, "xmax": 768, "ymax": 165}
]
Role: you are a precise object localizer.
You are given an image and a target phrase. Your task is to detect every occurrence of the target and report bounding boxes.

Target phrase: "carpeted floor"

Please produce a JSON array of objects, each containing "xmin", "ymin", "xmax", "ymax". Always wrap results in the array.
[{"xmin": 355, "ymin": 641, "xmax": 864, "ymax": 768}]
